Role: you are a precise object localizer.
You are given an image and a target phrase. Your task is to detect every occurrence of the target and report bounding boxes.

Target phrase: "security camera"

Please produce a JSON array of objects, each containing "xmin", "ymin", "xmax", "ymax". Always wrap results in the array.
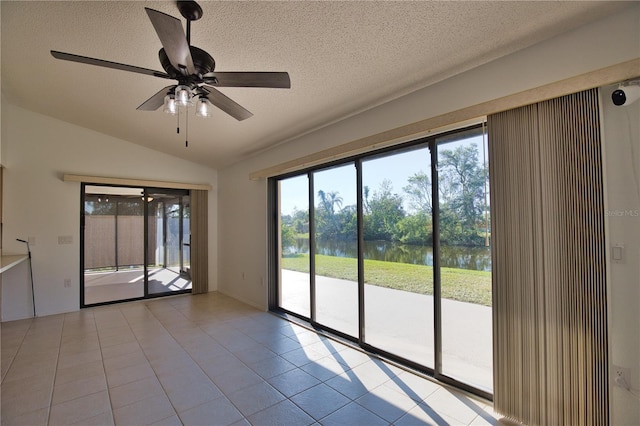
[{"xmin": 612, "ymin": 81, "xmax": 640, "ymax": 106}]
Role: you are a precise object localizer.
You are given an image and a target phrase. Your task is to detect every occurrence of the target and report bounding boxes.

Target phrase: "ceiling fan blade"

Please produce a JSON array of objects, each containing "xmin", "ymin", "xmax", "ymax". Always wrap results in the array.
[
  {"xmin": 137, "ymin": 85, "xmax": 176, "ymax": 111},
  {"xmin": 51, "ymin": 51, "xmax": 172, "ymax": 79},
  {"xmin": 145, "ymin": 8, "xmax": 195, "ymax": 76},
  {"xmin": 202, "ymin": 86, "xmax": 253, "ymax": 121},
  {"xmin": 205, "ymin": 72, "xmax": 291, "ymax": 88}
]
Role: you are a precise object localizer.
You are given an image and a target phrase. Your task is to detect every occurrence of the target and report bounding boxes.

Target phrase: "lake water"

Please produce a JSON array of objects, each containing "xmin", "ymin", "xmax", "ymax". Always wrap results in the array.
[{"xmin": 289, "ymin": 238, "xmax": 492, "ymax": 271}]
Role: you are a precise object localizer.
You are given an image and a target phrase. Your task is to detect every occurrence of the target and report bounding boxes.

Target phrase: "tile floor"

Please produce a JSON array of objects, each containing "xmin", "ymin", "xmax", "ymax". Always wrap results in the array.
[{"xmin": 1, "ymin": 292, "xmax": 506, "ymax": 425}]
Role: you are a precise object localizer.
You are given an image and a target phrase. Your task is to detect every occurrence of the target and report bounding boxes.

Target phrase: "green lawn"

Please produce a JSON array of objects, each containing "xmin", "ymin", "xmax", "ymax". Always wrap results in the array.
[{"xmin": 281, "ymin": 254, "xmax": 492, "ymax": 306}]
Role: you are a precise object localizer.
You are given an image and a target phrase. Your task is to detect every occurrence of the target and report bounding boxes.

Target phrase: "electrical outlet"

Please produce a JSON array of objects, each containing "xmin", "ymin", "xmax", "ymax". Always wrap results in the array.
[
  {"xmin": 58, "ymin": 235, "xmax": 73, "ymax": 245},
  {"xmin": 64, "ymin": 279, "xmax": 71, "ymax": 288}
]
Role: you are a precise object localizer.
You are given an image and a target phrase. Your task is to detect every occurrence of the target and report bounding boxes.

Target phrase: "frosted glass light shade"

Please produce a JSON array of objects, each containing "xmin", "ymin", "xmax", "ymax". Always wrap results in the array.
[
  {"xmin": 196, "ymin": 97, "xmax": 213, "ymax": 117},
  {"xmin": 175, "ymin": 85, "xmax": 193, "ymax": 107},
  {"xmin": 163, "ymin": 95, "xmax": 177, "ymax": 115}
]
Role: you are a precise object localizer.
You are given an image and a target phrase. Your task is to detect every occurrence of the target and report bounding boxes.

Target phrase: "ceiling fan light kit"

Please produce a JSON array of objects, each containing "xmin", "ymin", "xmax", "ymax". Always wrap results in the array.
[
  {"xmin": 50, "ymin": 0, "xmax": 290, "ymax": 145},
  {"xmin": 163, "ymin": 95, "xmax": 178, "ymax": 115},
  {"xmin": 196, "ymin": 97, "xmax": 214, "ymax": 118}
]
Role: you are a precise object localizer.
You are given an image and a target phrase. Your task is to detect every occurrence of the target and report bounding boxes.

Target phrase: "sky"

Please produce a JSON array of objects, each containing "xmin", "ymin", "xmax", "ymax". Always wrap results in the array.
[{"xmin": 279, "ymin": 134, "xmax": 487, "ymax": 216}]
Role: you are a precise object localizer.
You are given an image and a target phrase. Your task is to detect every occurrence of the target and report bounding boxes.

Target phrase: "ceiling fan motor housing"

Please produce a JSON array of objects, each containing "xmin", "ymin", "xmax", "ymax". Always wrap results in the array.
[{"xmin": 159, "ymin": 46, "xmax": 215, "ymax": 81}]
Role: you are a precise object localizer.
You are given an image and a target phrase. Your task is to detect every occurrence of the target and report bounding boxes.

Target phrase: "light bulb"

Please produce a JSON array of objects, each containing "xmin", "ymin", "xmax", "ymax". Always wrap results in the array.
[
  {"xmin": 175, "ymin": 85, "xmax": 193, "ymax": 107},
  {"xmin": 163, "ymin": 95, "xmax": 177, "ymax": 115},
  {"xmin": 196, "ymin": 97, "xmax": 213, "ymax": 117}
]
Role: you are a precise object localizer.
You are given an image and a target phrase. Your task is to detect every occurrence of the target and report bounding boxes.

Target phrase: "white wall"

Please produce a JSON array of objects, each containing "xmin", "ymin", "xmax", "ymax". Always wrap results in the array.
[
  {"xmin": 601, "ymin": 84, "xmax": 640, "ymax": 425},
  {"xmin": 1, "ymin": 101, "xmax": 218, "ymax": 319},
  {"xmin": 217, "ymin": 4, "xmax": 640, "ymax": 421}
]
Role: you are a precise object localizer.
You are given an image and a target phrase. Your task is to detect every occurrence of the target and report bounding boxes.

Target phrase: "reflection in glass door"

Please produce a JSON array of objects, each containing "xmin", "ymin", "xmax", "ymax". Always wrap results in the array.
[
  {"xmin": 147, "ymin": 190, "xmax": 192, "ymax": 296},
  {"xmin": 362, "ymin": 148, "xmax": 434, "ymax": 367}
]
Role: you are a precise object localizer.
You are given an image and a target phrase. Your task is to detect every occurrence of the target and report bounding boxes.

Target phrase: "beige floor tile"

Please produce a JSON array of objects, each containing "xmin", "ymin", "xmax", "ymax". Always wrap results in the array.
[
  {"xmin": 0, "ymin": 293, "xmax": 494, "ymax": 426},
  {"xmin": 51, "ymin": 373, "xmax": 107, "ymax": 405},
  {"xmin": 69, "ymin": 410, "xmax": 114, "ymax": 426},
  {"xmin": 13, "ymin": 347, "xmax": 58, "ymax": 362},
  {"xmin": 356, "ymin": 383, "xmax": 418, "ymax": 423},
  {"xmin": 98, "ymin": 331, "xmax": 137, "ymax": 348},
  {"xmin": 105, "ymin": 360, "xmax": 155, "ymax": 388},
  {"xmin": 178, "ymin": 397, "xmax": 243, "ymax": 426},
  {"xmin": 421, "ymin": 387, "xmax": 487, "ymax": 425},
  {"xmin": 247, "ymin": 399, "xmax": 315, "ymax": 426},
  {"xmin": 395, "ymin": 402, "xmax": 461, "ymax": 425},
  {"xmin": 48, "ymin": 389, "xmax": 111, "ymax": 426},
  {"xmin": 55, "ymin": 359, "xmax": 105, "ymax": 385},
  {"xmin": 113, "ymin": 393, "xmax": 176, "ymax": 425},
  {"xmin": 166, "ymin": 380, "xmax": 224, "ymax": 413},
  {"xmin": 150, "ymin": 414, "xmax": 183, "ymax": 426},
  {"xmin": 319, "ymin": 402, "xmax": 388, "ymax": 426},
  {"xmin": 382, "ymin": 370, "xmax": 442, "ymax": 402},
  {"xmin": 226, "ymin": 381, "xmax": 286, "ymax": 417},
  {"xmin": 3, "ymin": 359, "xmax": 56, "ymax": 384},
  {"xmin": 149, "ymin": 352, "xmax": 199, "ymax": 376},
  {"xmin": 57, "ymin": 348, "xmax": 103, "ymax": 370},
  {"xmin": 157, "ymin": 366, "xmax": 212, "ymax": 395},
  {"xmin": 102, "ymin": 349, "xmax": 147, "ymax": 372},
  {"xmin": 0, "ymin": 406, "xmax": 49, "ymax": 426},
  {"xmin": 100, "ymin": 340, "xmax": 142, "ymax": 360},
  {"xmin": 1, "ymin": 371, "xmax": 54, "ymax": 399},
  {"xmin": 59, "ymin": 338, "xmax": 101, "ymax": 355},
  {"xmin": 109, "ymin": 376, "xmax": 166, "ymax": 409},
  {"xmin": 0, "ymin": 386, "xmax": 52, "ymax": 420}
]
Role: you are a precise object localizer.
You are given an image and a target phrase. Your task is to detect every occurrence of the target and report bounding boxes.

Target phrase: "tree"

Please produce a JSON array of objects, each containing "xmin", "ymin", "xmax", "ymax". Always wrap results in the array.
[
  {"xmin": 393, "ymin": 212, "xmax": 432, "ymax": 245},
  {"xmin": 363, "ymin": 180, "xmax": 405, "ymax": 241},
  {"xmin": 316, "ymin": 190, "xmax": 345, "ymax": 240},
  {"xmin": 290, "ymin": 208, "xmax": 309, "ymax": 234},
  {"xmin": 280, "ymin": 223, "xmax": 297, "ymax": 254},
  {"xmin": 317, "ymin": 190, "xmax": 343, "ymax": 215},
  {"xmin": 403, "ymin": 171, "xmax": 432, "ymax": 214},
  {"xmin": 438, "ymin": 145, "xmax": 487, "ymax": 246}
]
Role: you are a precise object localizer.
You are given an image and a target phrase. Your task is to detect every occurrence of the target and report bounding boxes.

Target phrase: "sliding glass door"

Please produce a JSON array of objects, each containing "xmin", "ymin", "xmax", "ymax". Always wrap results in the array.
[
  {"xmin": 313, "ymin": 164, "xmax": 358, "ymax": 338},
  {"xmin": 82, "ymin": 185, "xmax": 191, "ymax": 306},
  {"xmin": 147, "ymin": 190, "xmax": 192, "ymax": 296},
  {"xmin": 278, "ymin": 175, "xmax": 311, "ymax": 317},
  {"xmin": 273, "ymin": 123, "xmax": 492, "ymax": 397},
  {"xmin": 83, "ymin": 186, "xmax": 145, "ymax": 305},
  {"xmin": 362, "ymin": 148, "xmax": 434, "ymax": 367},
  {"xmin": 436, "ymin": 131, "xmax": 492, "ymax": 391}
]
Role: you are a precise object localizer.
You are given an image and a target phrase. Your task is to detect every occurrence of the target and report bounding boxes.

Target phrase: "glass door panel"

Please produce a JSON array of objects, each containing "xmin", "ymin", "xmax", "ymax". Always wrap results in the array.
[
  {"xmin": 313, "ymin": 164, "xmax": 358, "ymax": 337},
  {"xmin": 436, "ymin": 131, "xmax": 493, "ymax": 391},
  {"xmin": 278, "ymin": 175, "xmax": 311, "ymax": 317},
  {"xmin": 83, "ymin": 185, "xmax": 144, "ymax": 305},
  {"xmin": 147, "ymin": 190, "xmax": 192, "ymax": 296},
  {"xmin": 362, "ymin": 148, "xmax": 434, "ymax": 366},
  {"xmin": 182, "ymin": 196, "xmax": 191, "ymax": 276}
]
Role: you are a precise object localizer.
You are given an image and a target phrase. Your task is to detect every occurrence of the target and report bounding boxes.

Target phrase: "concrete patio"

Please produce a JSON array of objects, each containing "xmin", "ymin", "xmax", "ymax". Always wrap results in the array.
[{"xmin": 281, "ymin": 269, "xmax": 493, "ymax": 392}]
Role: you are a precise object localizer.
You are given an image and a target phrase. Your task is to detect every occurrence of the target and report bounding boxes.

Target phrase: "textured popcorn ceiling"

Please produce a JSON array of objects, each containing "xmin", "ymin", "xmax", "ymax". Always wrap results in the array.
[{"xmin": 0, "ymin": 1, "xmax": 630, "ymax": 168}]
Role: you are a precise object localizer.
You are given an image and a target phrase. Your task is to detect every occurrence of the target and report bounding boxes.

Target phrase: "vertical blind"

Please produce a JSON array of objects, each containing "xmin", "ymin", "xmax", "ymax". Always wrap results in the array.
[
  {"xmin": 190, "ymin": 189, "xmax": 209, "ymax": 294},
  {"xmin": 488, "ymin": 89, "xmax": 608, "ymax": 425}
]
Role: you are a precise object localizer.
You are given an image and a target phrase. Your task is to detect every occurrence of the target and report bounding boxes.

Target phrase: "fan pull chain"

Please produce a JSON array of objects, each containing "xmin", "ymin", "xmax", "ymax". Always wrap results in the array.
[
  {"xmin": 185, "ymin": 106, "xmax": 189, "ymax": 147},
  {"xmin": 177, "ymin": 107, "xmax": 180, "ymax": 134}
]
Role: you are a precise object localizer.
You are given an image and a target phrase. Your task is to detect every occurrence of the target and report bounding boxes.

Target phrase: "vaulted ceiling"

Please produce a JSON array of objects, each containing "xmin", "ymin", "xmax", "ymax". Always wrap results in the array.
[{"xmin": 1, "ymin": 1, "xmax": 631, "ymax": 168}]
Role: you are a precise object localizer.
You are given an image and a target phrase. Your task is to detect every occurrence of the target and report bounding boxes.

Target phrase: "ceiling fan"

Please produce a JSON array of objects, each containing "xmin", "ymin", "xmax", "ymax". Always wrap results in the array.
[{"xmin": 50, "ymin": 1, "xmax": 290, "ymax": 121}]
